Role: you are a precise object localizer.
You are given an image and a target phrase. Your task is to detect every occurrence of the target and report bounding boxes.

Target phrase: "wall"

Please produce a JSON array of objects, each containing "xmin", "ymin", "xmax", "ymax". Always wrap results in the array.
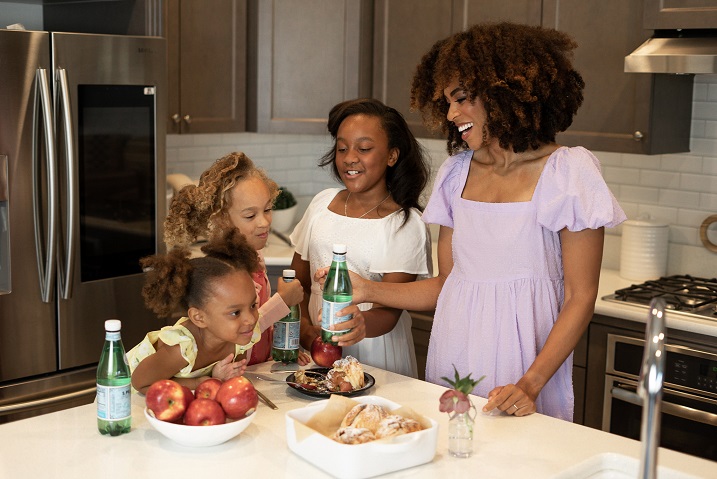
[{"xmin": 168, "ymin": 76, "xmax": 717, "ymax": 278}]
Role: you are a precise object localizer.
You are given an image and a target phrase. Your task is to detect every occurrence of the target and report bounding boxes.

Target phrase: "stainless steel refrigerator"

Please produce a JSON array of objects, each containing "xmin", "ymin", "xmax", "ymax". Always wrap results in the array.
[{"xmin": 0, "ymin": 29, "xmax": 166, "ymax": 421}]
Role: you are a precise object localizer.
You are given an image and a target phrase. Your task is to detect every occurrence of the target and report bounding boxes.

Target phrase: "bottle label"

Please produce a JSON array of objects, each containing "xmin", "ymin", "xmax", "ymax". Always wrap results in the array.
[
  {"xmin": 96, "ymin": 383, "xmax": 131, "ymax": 421},
  {"xmin": 321, "ymin": 300, "xmax": 352, "ymax": 335},
  {"xmin": 273, "ymin": 320, "xmax": 300, "ymax": 350}
]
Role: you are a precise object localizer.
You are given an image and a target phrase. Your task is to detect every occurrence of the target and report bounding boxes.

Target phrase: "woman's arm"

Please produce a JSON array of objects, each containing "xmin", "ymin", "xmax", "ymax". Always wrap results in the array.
[
  {"xmin": 484, "ymin": 226, "xmax": 604, "ymax": 415},
  {"xmin": 327, "ymin": 225, "xmax": 452, "ymax": 311}
]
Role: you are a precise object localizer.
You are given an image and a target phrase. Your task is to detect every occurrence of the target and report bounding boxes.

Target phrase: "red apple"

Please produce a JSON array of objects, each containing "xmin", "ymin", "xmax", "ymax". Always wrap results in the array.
[
  {"xmin": 195, "ymin": 378, "xmax": 222, "ymax": 401},
  {"xmin": 216, "ymin": 376, "xmax": 258, "ymax": 419},
  {"xmin": 183, "ymin": 398, "xmax": 226, "ymax": 426},
  {"xmin": 311, "ymin": 336, "xmax": 343, "ymax": 367},
  {"xmin": 145, "ymin": 379, "xmax": 187, "ymax": 422}
]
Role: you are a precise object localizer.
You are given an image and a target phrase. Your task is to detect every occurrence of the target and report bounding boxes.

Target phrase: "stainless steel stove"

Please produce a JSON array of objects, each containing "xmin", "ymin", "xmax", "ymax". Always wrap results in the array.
[{"xmin": 602, "ymin": 275, "xmax": 717, "ymax": 321}]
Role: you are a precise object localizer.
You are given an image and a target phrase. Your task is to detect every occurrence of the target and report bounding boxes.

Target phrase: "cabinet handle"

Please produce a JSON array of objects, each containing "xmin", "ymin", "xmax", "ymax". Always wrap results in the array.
[
  {"xmin": 182, "ymin": 115, "xmax": 192, "ymax": 125},
  {"xmin": 633, "ymin": 131, "xmax": 644, "ymax": 141},
  {"xmin": 171, "ymin": 113, "xmax": 181, "ymax": 124}
]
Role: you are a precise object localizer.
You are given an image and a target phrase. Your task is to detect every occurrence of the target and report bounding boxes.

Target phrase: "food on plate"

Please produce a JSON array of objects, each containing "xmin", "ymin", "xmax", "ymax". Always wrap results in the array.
[
  {"xmin": 330, "ymin": 356, "xmax": 365, "ymax": 389},
  {"xmin": 375, "ymin": 415, "xmax": 423, "ymax": 438},
  {"xmin": 293, "ymin": 356, "xmax": 365, "ymax": 393},
  {"xmin": 310, "ymin": 336, "xmax": 343, "ymax": 367},
  {"xmin": 216, "ymin": 376, "xmax": 259, "ymax": 419},
  {"xmin": 340, "ymin": 404, "xmax": 388, "ymax": 432},
  {"xmin": 332, "ymin": 427, "xmax": 376, "ymax": 444},
  {"xmin": 331, "ymin": 403, "xmax": 424, "ymax": 444}
]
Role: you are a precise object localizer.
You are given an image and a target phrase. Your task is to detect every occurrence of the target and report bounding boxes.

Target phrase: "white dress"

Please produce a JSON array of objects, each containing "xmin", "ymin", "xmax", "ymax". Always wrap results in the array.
[{"xmin": 291, "ymin": 188, "xmax": 433, "ymax": 378}]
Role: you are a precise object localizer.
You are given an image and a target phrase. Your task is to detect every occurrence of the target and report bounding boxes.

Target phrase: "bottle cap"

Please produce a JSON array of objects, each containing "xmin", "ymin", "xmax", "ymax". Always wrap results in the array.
[
  {"xmin": 105, "ymin": 319, "xmax": 121, "ymax": 332},
  {"xmin": 332, "ymin": 244, "xmax": 347, "ymax": 254},
  {"xmin": 282, "ymin": 269, "xmax": 296, "ymax": 279}
]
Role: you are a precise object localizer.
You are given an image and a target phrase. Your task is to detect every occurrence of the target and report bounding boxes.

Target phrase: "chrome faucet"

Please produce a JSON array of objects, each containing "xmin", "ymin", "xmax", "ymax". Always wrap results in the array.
[{"xmin": 638, "ymin": 297, "xmax": 667, "ymax": 479}]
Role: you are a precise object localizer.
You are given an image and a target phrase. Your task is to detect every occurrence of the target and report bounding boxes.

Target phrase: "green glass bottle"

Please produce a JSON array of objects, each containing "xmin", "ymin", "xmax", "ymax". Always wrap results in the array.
[
  {"xmin": 321, "ymin": 244, "xmax": 353, "ymax": 345},
  {"xmin": 96, "ymin": 319, "xmax": 132, "ymax": 436},
  {"xmin": 272, "ymin": 269, "xmax": 301, "ymax": 363}
]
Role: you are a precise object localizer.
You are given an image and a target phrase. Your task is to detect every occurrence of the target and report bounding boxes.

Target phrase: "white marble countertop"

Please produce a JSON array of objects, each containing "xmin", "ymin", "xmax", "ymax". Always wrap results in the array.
[{"xmin": 1, "ymin": 360, "xmax": 715, "ymax": 478}]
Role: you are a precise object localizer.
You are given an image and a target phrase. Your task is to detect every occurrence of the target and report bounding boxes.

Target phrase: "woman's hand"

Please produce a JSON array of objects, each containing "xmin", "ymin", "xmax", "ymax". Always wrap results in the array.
[
  {"xmin": 327, "ymin": 305, "xmax": 366, "ymax": 347},
  {"xmin": 314, "ymin": 267, "xmax": 367, "ymax": 304},
  {"xmin": 482, "ymin": 384, "xmax": 536, "ymax": 417},
  {"xmin": 211, "ymin": 354, "xmax": 248, "ymax": 381},
  {"xmin": 276, "ymin": 276, "xmax": 304, "ymax": 307}
]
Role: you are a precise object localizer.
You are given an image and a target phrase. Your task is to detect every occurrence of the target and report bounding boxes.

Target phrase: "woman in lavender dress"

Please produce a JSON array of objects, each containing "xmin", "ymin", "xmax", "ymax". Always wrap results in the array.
[{"xmin": 327, "ymin": 22, "xmax": 626, "ymax": 420}]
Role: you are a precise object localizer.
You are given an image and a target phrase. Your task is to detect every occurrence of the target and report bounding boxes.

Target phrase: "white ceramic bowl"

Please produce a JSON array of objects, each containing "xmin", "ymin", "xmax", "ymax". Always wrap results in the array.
[{"xmin": 144, "ymin": 407, "xmax": 256, "ymax": 447}]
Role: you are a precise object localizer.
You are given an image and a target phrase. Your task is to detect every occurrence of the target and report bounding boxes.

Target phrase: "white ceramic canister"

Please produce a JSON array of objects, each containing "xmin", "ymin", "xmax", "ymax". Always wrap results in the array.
[{"xmin": 619, "ymin": 218, "xmax": 669, "ymax": 281}]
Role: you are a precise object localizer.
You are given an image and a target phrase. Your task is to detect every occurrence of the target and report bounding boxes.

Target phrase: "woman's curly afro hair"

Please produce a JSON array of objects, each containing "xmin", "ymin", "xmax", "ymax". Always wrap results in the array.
[{"xmin": 410, "ymin": 22, "xmax": 584, "ymax": 155}]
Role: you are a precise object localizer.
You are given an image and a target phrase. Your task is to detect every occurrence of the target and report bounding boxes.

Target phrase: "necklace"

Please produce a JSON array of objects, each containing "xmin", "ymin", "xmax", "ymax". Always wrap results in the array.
[{"xmin": 344, "ymin": 192, "xmax": 391, "ymax": 219}]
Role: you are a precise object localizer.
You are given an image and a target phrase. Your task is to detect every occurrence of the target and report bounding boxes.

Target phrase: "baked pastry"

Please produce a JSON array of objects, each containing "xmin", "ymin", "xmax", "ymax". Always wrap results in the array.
[
  {"xmin": 330, "ymin": 356, "xmax": 364, "ymax": 390},
  {"xmin": 375, "ymin": 415, "xmax": 423, "ymax": 439},
  {"xmin": 333, "ymin": 427, "xmax": 376, "ymax": 444},
  {"xmin": 340, "ymin": 404, "xmax": 389, "ymax": 433}
]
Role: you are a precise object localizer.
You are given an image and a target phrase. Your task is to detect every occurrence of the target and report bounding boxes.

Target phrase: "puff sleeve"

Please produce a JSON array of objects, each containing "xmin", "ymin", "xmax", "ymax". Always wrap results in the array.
[
  {"xmin": 535, "ymin": 147, "xmax": 626, "ymax": 232},
  {"xmin": 422, "ymin": 151, "xmax": 472, "ymax": 228}
]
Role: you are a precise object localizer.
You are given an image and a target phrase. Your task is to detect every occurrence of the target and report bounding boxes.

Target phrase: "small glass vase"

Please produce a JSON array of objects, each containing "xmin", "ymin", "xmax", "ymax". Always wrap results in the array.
[{"xmin": 448, "ymin": 410, "xmax": 475, "ymax": 458}]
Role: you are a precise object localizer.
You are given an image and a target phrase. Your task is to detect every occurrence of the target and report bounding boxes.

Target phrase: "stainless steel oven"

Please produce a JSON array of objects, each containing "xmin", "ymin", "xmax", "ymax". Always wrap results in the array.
[{"xmin": 601, "ymin": 332, "xmax": 717, "ymax": 461}]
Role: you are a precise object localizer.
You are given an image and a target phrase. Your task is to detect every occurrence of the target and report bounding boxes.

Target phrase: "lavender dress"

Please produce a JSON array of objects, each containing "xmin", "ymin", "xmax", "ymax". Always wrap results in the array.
[{"xmin": 422, "ymin": 146, "xmax": 626, "ymax": 420}]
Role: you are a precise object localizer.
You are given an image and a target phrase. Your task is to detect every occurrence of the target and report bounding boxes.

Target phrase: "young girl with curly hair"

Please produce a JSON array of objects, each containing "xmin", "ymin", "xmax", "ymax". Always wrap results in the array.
[
  {"xmin": 127, "ymin": 230, "xmax": 261, "ymax": 394},
  {"xmin": 327, "ymin": 23, "xmax": 626, "ymax": 419},
  {"xmin": 292, "ymin": 98, "xmax": 432, "ymax": 377},
  {"xmin": 164, "ymin": 152, "xmax": 308, "ymax": 366}
]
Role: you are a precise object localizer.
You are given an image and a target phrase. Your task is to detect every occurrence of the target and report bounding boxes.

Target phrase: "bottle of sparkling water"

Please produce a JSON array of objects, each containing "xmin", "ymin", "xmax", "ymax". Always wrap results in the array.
[
  {"xmin": 96, "ymin": 319, "xmax": 131, "ymax": 436},
  {"xmin": 321, "ymin": 244, "xmax": 352, "ymax": 345},
  {"xmin": 272, "ymin": 269, "xmax": 301, "ymax": 363}
]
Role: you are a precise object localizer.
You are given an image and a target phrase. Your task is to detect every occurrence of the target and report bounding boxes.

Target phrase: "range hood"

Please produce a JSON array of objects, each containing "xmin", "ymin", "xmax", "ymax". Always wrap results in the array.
[{"xmin": 625, "ymin": 30, "xmax": 717, "ymax": 74}]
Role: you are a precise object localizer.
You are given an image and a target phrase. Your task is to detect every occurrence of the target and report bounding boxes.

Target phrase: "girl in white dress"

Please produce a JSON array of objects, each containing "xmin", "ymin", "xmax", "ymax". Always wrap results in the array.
[{"xmin": 290, "ymin": 99, "xmax": 432, "ymax": 378}]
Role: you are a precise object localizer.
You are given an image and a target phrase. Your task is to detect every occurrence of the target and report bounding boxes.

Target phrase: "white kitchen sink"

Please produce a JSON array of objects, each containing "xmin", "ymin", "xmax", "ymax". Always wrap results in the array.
[{"xmin": 552, "ymin": 453, "xmax": 700, "ymax": 479}]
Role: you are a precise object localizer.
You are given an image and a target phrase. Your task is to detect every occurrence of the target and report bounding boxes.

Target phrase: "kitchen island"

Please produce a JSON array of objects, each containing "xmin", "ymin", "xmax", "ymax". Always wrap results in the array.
[{"xmin": 1, "ymin": 361, "xmax": 714, "ymax": 478}]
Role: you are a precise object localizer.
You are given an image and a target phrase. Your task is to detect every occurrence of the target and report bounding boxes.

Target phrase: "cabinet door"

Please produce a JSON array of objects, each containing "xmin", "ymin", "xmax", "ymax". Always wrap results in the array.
[
  {"xmin": 372, "ymin": 0, "xmax": 453, "ymax": 138},
  {"xmin": 643, "ymin": 0, "xmax": 717, "ymax": 29},
  {"xmin": 249, "ymin": 0, "xmax": 372, "ymax": 134},
  {"xmin": 452, "ymin": 0, "xmax": 541, "ymax": 31},
  {"xmin": 166, "ymin": 0, "xmax": 247, "ymax": 134},
  {"xmin": 542, "ymin": 0, "xmax": 677, "ymax": 154}
]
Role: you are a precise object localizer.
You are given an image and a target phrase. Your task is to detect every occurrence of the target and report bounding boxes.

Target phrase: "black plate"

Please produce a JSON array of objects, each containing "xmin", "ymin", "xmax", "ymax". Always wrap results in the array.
[{"xmin": 286, "ymin": 368, "xmax": 375, "ymax": 398}]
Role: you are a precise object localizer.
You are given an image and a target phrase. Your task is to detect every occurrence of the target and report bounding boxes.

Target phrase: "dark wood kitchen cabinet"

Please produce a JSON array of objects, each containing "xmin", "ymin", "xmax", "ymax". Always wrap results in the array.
[
  {"xmin": 165, "ymin": 0, "xmax": 247, "ymax": 134},
  {"xmin": 643, "ymin": 0, "xmax": 717, "ymax": 29},
  {"xmin": 542, "ymin": 0, "xmax": 694, "ymax": 155},
  {"xmin": 372, "ymin": 0, "xmax": 542, "ymax": 138},
  {"xmin": 247, "ymin": 0, "xmax": 373, "ymax": 134}
]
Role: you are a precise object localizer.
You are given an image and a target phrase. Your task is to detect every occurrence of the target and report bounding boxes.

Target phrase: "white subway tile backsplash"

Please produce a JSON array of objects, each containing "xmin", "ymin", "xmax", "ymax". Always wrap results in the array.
[
  {"xmin": 680, "ymin": 173, "xmax": 717, "ymax": 192},
  {"xmin": 620, "ymin": 185, "xmax": 660, "ymax": 203},
  {"xmin": 603, "ymin": 166, "xmax": 640, "ymax": 184},
  {"xmin": 700, "ymin": 192, "xmax": 717, "ymax": 210},
  {"xmin": 640, "ymin": 170, "xmax": 679, "ymax": 189},
  {"xmin": 659, "ymin": 154, "xmax": 702, "ymax": 173},
  {"xmin": 702, "ymin": 156, "xmax": 717, "ymax": 175},
  {"xmin": 659, "ymin": 189, "xmax": 700, "ymax": 208}
]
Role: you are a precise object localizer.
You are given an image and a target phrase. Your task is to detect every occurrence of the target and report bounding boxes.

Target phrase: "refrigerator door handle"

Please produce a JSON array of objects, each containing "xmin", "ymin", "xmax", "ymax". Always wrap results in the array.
[
  {"xmin": 55, "ymin": 68, "xmax": 76, "ymax": 300},
  {"xmin": 32, "ymin": 68, "xmax": 57, "ymax": 304}
]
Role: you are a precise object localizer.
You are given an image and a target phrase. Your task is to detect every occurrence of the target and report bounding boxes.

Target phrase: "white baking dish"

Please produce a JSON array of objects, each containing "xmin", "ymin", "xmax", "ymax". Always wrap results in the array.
[{"xmin": 285, "ymin": 395, "xmax": 438, "ymax": 479}]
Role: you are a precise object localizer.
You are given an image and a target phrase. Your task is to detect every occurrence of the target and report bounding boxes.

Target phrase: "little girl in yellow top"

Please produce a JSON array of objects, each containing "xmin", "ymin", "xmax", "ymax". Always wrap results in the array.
[{"xmin": 128, "ymin": 229, "xmax": 261, "ymax": 394}]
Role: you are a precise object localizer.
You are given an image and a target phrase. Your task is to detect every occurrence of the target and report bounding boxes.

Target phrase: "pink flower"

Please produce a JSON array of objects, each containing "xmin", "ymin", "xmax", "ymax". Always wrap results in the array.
[{"xmin": 439, "ymin": 365, "xmax": 485, "ymax": 417}]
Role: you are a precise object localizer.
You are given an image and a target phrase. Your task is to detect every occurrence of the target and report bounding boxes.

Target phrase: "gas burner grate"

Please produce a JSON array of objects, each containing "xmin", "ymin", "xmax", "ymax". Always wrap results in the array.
[{"xmin": 614, "ymin": 275, "xmax": 717, "ymax": 312}]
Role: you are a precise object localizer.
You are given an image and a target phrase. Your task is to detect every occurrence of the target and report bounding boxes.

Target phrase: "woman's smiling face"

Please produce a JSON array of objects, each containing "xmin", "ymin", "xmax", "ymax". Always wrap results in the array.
[{"xmin": 443, "ymin": 79, "xmax": 489, "ymax": 151}]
